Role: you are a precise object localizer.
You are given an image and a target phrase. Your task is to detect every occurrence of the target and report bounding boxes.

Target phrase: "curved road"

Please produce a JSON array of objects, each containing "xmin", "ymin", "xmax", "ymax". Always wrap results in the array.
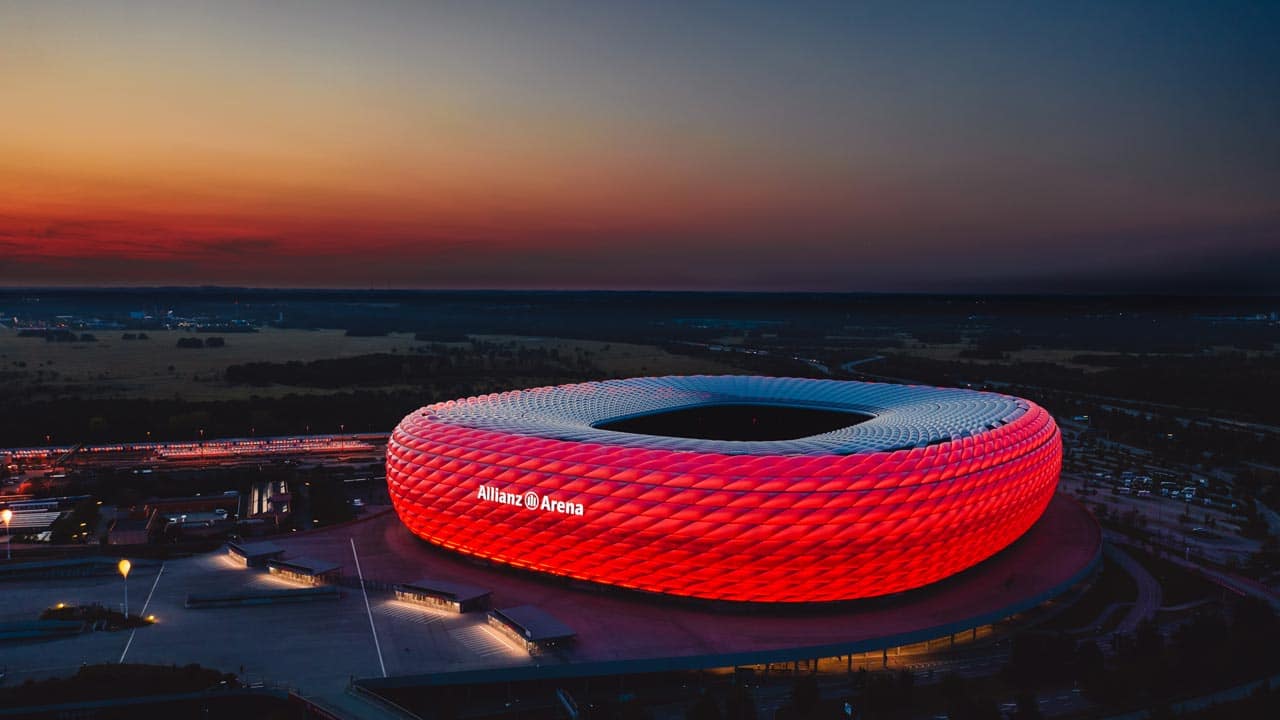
[
  {"xmin": 1103, "ymin": 541, "xmax": 1162, "ymax": 634},
  {"xmin": 1105, "ymin": 529, "xmax": 1280, "ymax": 614}
]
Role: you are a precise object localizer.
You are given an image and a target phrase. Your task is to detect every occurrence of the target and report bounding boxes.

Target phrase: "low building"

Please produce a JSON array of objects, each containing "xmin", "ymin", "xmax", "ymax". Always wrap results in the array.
[
  {"xmin": 2, "ymin": 508, "xmax": 63, "ymax": 538},
  {"xmin": 487, "ymin": 605, "xmax": 575, "ymax": 654},
  {"xmin": 155, "ymin": 511, "xmax": 234, "ymax": 542},
  {"xmin": 266, "ymin": 557, "xmax": 341, "ymax": 586},
  {"xmin": 226, "ymin": 540, "xmax": 285, "ymax": 568},
  {"xmin": 107, "ymin": 518, "xmax": 150, "ymax": 545},
  {"xmin": 393, "ymin": 578, "xmax": 491, "ymax": 613},
  {"xmin": 140, "ymin": 494, "xmax": 238, "ymax": 520}
]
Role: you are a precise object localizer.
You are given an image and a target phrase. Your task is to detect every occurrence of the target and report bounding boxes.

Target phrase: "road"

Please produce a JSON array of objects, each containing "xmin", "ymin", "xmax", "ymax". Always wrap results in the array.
[
  {"xmin": 1106, "ymin": 529, "xmax": 1280, "ymax": 612},
  {"xmin": 1254, "ymin": 498, "xmax": 1280, "ymax": 537},
  {"xmin": 1164, "ymin": 551, "xmax": 1280, "ymax": 612},
  {"xmin": 1102, "ymin": 541, "xmax": 1162, "ymax": 634},
  {"xmin": 838, "ymin": 356, "xmax": 885, "ymax": 374}
]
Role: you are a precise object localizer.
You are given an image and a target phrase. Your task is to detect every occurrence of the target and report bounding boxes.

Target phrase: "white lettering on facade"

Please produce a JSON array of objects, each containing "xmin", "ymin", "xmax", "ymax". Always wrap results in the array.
[{"xmin": 476, "ymin": 485, "xmax": 584, "ymax": 516}]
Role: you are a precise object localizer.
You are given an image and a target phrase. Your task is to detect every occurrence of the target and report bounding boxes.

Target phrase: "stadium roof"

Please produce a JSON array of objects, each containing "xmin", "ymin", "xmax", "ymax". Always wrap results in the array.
[
  {"xmin": 420, "ymin": 375, "xmax": 1028, "ymax": 455},
  {"xmin": 400, "ymin": 577, "xmax": 491, "ymax": 603}
]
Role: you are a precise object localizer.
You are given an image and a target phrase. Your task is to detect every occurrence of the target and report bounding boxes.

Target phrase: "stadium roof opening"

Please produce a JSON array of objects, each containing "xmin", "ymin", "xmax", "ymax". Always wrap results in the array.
[{"xmin": 594, "ymin": 403, "xmax": 872, "ymax": 441}]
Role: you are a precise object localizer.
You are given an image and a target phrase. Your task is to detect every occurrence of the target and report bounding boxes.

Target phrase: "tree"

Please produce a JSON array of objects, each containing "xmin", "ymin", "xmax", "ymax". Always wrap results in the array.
[
  {"xmin": 49, "ymin": 499, "xmax": 99, "ymax": 544},
  {"xmin": 88, "ymin": 416, "xmax": 109, "ymax": 440},
  {"xmin": 724, "ymin": 685, "xmax": 756, "ymax": 720},
  {"xmin": 948, "ymin": 694, "xmax": 1001, "ymax": 720},
  {"xmin": 1074, "ymin": 640, "xmax": 1105, "ymax": 688},
  {"xmin": 618, "ymin": 698, "xmax": 653, "ymax": 720},
  {"xmin": 1011, "ymin": 691, "xmax": 1042, "ymax": 720},
  {"xmin": 790, "ymin": 674, "xmax": 820, "ymax": 716},
  {"xmin": 687, "ymin": 692, "xmax": 721, "ymax": 720},
  {"xmin": 895, "ymin": 669, "xmax": 914, "ymax": 707},
  {"xmin": 1133, "ymin": 619, "xmax": 1163, "ymax": 660},
  {"xmin": 1006, "ymin": 632, "xmax": 1075, "ymax": 685}
]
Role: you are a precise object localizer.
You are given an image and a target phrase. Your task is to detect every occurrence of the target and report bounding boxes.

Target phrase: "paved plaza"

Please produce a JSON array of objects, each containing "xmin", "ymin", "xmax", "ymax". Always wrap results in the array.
[{"xmin": 1, "ymin": 494, "xmax": 1099, "ymax": 700}]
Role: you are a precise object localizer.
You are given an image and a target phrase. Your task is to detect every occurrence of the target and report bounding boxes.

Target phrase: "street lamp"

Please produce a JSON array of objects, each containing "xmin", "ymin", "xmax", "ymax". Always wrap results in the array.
[
  {"xmin": 2, "ymin": 508, "xmax": 11, "ymax": 560},
  {"xmin": 117, "ymin": 558, "xmax": 131, "ymax": 618}
]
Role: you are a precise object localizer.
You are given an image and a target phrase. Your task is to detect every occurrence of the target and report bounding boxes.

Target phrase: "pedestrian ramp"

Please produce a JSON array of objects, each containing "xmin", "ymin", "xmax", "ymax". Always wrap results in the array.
[{"xmin": 449, "ymin": 625, "xmax": 516, "ymax": 658}]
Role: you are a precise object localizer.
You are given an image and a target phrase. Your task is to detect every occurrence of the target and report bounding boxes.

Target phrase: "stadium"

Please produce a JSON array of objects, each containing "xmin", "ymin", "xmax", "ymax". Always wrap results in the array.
[{"xmin": 386, "ymin": 376, "xmax": 1062, "ymax": 603}]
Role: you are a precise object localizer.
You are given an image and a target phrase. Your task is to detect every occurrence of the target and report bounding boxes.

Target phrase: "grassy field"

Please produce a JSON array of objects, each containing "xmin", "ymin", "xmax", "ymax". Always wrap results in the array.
[
  {"xmin": 0, "ymin": 327, "xmax": 424, "ymax": 401},
  {"xmin": 900, "ymin": 342, "xmax": 1116, "ymax": 372},
  {"xmin": 0, "ymin": 327, "xmax": 740, "ymax": 402},
  {"xmin": 471, "ymin": 334, "xmax": 741, "ymax": 378}
]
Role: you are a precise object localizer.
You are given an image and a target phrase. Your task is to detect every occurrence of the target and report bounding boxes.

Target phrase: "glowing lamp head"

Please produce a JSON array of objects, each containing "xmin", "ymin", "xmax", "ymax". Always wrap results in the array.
[
  {"xmin": 1, "ymin": 508, "xmax": 11, "ymax": 524},
  {"xmin": 117, "ymin": 558, "xmax": 131, "ymax": 578}
]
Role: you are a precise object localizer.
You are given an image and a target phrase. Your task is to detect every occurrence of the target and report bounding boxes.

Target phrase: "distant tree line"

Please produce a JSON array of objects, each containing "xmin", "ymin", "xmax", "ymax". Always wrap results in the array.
[
  {"xmin": 225, "ymin": 344, "xmax": 599, "ymax": 389},
  {"xmin": 1004, "ymin": 598, "xmax": 1280, "ymax": 711},
  {"xmin": 16, "ymin": 329, "xmax": 96, "ymax": 342},
  {"xmin": 1024, "ymin": 386, "xmax": 1280, "ymax": 470},
  {"xmin": 176, "ymin": 336, "xmax": 224, "ymax": 348},
  {"xmin": 0, "ymin": 351, "xmax": 605, "ymax": 446},
  {"xmin": 860, "ymin": 352, "xmax": 1280, "ymax": 425},
  {"xmin": 0, "ymin": 663, "xmax": 239, "ymax": 707},
  {"xmin": 0, "ymin": 391, "xmax": 409, "ymax": 446}
]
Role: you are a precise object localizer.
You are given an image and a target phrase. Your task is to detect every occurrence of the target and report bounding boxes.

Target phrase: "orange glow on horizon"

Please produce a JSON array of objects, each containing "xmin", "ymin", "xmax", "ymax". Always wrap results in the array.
[{"xmin": 2, "ymin": 2, "xmax": 1274, "ymax": 290}]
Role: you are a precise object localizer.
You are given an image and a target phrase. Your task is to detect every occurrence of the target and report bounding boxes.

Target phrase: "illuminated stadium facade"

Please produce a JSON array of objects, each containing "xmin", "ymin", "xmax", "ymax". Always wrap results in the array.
[{"xmin": 386, "ymin": 376, "xmax": 1061, "ymax": 603}]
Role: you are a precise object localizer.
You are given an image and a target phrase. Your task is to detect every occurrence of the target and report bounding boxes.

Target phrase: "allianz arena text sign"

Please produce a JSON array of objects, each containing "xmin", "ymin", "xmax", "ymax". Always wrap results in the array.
[{"xmin": 477, "ymin": 485, "xmax": 586, "ymax": 516}]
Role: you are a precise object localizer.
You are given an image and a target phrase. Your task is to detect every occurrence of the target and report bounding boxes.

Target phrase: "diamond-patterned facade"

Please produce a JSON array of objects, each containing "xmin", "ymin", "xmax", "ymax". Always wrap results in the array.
[{"xmin": 386, "ymin": 376, "xmax": 1061, "ymax": 603}]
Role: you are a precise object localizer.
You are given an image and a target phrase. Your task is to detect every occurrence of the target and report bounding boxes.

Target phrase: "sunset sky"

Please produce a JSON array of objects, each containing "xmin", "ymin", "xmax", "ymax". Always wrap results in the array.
[{"xmin": 2, "ymin": 1, "xmax": 1277, "ymax": 291}]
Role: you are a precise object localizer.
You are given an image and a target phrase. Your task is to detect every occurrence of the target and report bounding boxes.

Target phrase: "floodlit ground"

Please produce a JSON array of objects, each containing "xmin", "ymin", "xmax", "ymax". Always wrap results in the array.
[
  {"xmin": 0, "ymin": 495, "xmax": 1098, "ymax": 704},
  {"xmin": 0, "ymin": 549, "xmax": 535, "ymax": 702},
  {"xmin": 281, "ymin": 496, "xmax": 1100, "ymax": 670}
]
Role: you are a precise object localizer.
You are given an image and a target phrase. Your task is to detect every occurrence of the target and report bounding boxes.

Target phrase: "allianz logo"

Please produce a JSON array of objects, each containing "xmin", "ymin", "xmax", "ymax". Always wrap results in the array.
[{"xmin": 475, "ymin": 484, "xmax": 585, "ymax": 516}]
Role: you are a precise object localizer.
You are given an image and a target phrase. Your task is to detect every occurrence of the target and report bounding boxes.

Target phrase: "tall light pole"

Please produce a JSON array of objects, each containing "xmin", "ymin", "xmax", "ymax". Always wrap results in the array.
[
  {"xmin": 117, "ymin": 558, "xmax": 131, "ymax": 618},
  {"xmin": 2, "ymin": 508, "xmax": 11, "ymax": 560}
]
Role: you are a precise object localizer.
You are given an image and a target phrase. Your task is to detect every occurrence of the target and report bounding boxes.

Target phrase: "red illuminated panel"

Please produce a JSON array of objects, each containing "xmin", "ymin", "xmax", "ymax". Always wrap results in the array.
[{"xmin": 385, "ymin": 378, "xmax": 1061, "ymax": 603}]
